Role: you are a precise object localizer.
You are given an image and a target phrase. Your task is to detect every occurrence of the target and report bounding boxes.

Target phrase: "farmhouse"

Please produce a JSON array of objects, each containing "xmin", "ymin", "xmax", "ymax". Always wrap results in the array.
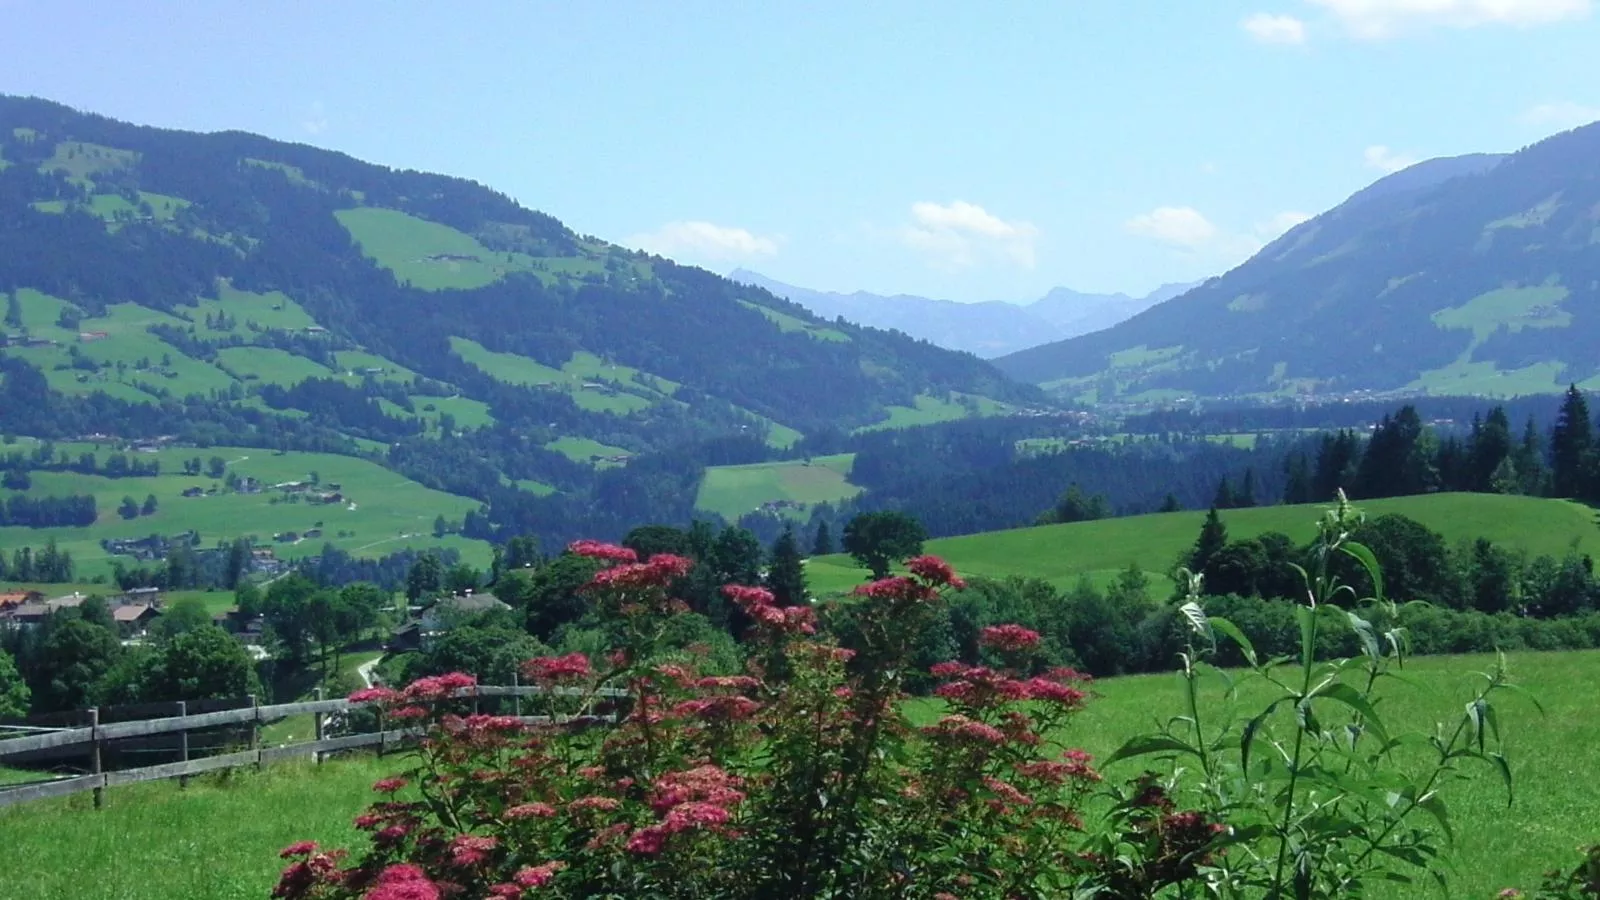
[
  {"xmin": 112, "ymin": 603, "xmax": 161, "ymax": 637},
  {"xmin": 390, "ymin": 591, "xmax": 509, "ymax": 651}
]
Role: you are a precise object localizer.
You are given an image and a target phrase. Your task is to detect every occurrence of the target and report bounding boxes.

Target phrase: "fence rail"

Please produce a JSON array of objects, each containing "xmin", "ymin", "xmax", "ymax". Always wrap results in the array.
[{"xmin": 0, "ymin": 684, "xmax": 621, "ymax": 809}]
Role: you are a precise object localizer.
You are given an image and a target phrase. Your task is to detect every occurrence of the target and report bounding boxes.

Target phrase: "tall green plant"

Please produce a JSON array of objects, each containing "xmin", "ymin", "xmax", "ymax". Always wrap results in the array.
[{"xmin": 1107, "ymin": 491, "xmax": 1528, "ymax": 898}]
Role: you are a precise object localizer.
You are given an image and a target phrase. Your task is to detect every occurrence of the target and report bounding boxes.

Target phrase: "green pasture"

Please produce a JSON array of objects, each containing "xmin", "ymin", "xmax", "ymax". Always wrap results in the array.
[
  {"xmin": 215, "ymin": 347, "xmax": 335, "ymax": 387},
  {"xmin": 736, "ymin": 300, "xmax": 850, "ymax": 343},
  {"xmin": 545, "ymin": 436, "xmax": 631, "ymax": 466},
  {"xmin": 450, "ymin": 337, "xmax": 661, "ymax": 415},
  {"xmin": 695, "ymin": 453, "xmax": 860, "ymax": 520},
  {"xmin": 0, "ymin": 650, "xmax": 1593, "ymax": 898},
  {"xmin": 0, "ymin": 445, "xmax": 490, "ymax": 580},
  {"xmin": 857, "ymin": 392, "xmax": 1009, "ymax": 432},
  {"xmin": 803, "ymin": 493, "xmax": 1600, "ymax": 596},
  {"xmin": 191, "ymin": 286, "xmax": 320, "ymax": 338},
  {"xmin": 336, "ymin": 207, "xmax": 511, "ymax": 291}
]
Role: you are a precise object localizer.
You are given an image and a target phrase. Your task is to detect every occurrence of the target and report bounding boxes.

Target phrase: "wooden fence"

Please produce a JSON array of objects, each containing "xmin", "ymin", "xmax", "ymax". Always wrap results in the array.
[{"xmin": 0, "ymin": 684, "xmax": 620, "ymax": 809}]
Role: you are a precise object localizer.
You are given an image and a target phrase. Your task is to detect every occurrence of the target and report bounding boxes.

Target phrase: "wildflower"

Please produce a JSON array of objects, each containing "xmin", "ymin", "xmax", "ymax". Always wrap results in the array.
[
  {"xmin": 279, "ymin": 840, "xmax": 319, "ymax": 859},
  {"xmin": 449, "ymin": 834, "xmax": 498, "ymax": 867},
  {"xmin": 568, "ymin": 539, "xmax": 637, "ymax": 562},
  {"xmin": 907, "ymin": 555, "xmax": 966, "ymax": 589},
  {"xmin": 979, "ymin": 624, "xmax": 1041, "ymax": 653},
  {"xmin": 1019, "ymin": 677, "xmax": 1086, "ymax": 707},
  {"xmin": 371, "ymin": 778, "xmax": 407, "ymax": 794},
  {"xmin": 650, "ymin": 765, "xmax": 747, "ymax": 812},
  {"xmin": 982, "ymin": 775, "xmax": 1033, "ymax": 807},
  {"xmin": 505, "ymin": 802, "xmax": 557, "ymax": 820},
  {"xmin": 521, "ymin": 653, "xmax": 592, "ymax": 683},
  {"xmin": 693, "ymin": 675, "xmax": 760, "ymax": 692},
  {"xmin": 364, "ymin": 864, "xmax": 439, "ymax": 900},
  {"xmin": 388, "ymin": 705, "xmax": 430, "ymax": 722},
  {"xmin": 852, "ymin": 576, "xmax": 936, "ymax": 603},
  {"xmin": 567, "ymin": 796, "xmax": 622, "ymax": 813},
  {"xmin": 924, "ymin": 714, "xmax": 1007, "ymax": 745},
  {"xmin": 722, "ymin": 584, "xmax": 776, "ymax": 609},
  {"xmin": 626, "ymin": 825, "xmax": 668, "ymax": 855},
  {"xmin": 514, "ymin": 861, "xmax": 567, "ymax": 887},
  {"xmin": 401, "ymin": 672, "xmax": 477, "ymax": 702},
  {"xmin": 348, "ymin": 686, "xmax": 400, "ymax": 705},
  {"xmin": 662, "ymin": 801, "xmax": 731, "ymax": 832},
  {"xmin": 487, "ymin": 885, "xmax": 521, "ymax": 897}
]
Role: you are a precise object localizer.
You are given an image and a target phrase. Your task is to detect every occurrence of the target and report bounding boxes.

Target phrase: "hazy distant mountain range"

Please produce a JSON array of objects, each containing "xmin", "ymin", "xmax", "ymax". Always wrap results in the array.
[{"xmin": 728, "ymin": 269, "xmax": 1200, "ymax": 358}]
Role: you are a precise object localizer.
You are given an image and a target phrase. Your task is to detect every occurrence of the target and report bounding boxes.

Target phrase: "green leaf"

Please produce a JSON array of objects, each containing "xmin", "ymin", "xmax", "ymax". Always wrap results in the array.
[
  {"xmin": 1179, "ymin": 600, "xmax": 1211, "ymax": 642},
  {"xmin": 1311, "ymin": 681, "xmax": 1390, "ymax": 746},
  {"xmin": 1488, "ymin": 751, "xmax": 1515, "ymax": 807},
  {"xmin": 1104, "ymin": 733, "xmax": 1202, "ymax": 767},
  {"xmin": 1341, "ymin": 540, "xmax": 1384, "ymax": 602},
  {"xmin": 1208, "ymin": 614, "xmax": 1257, "ymax": 667},
  {"xmin": 1240, "ymin": 698, "xmax": 1288, "ymax": 776},
  {"xmin": 1296, "ymin": 604, "xmax": 1316, "ymax": 669},
  {"xmin": 1416, "ymin": 792, "xmax": 1455, "ymax": 844},
  {"xmin": 1465, "ymin": 698, "xmax": 1487, "ymax": 752},
  {"xmin": 1346, "ymin": 611, "xmax": 1381, "ymax": 662},
  {"xmin": 1295, "ymin": 697, "xmax": 1321, "ymax": 734}
]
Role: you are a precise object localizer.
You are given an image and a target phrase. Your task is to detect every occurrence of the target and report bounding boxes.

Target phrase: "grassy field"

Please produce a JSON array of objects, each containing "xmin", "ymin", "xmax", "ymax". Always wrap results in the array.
[
  {"xmin": 545, "ymin": 436, "xmax": 632, "ymax": 466},
  {"xmin": 0, "ymin": 443, "xmax": 492, "ymax": 581},
  {"xmin": 696, "ymin": 453, "xmax": 861, "ymax": 520},
  {"xmin": 449, "ymin": 337, "xmax": 662, "ymax": 415},
  {"xmin": 0, "ymin": 650, "xmax": 1591, "ymax": 898},
  {"xmin": 804, "ymin": 493, "xmax": 1600, "ymax": 595},
  {"xmin": 856, "ymin": 393, "xmax": 1012, "ymax": 432},
  {"xmin": 736, "ymin": 300, "xmax": 851, "ymax": 343},
  {"xmin": 334, "ymin": 207, "xmax": 605, "ymax": 292}
]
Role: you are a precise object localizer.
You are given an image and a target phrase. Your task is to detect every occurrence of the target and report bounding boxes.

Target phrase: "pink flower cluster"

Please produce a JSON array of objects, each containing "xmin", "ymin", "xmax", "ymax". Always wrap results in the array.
[
  {"xmin": 923, "ymin": 714, "xmax": 1008, "ymax": 746},
  {"xmin": 364, "ymin": 864, "xmax": 439, "ymax": 900},
  {"xmin": 907, "ymin": 555, "xmax": 967, "ymax": 589},
  {"xmin": 723, "ymin": 585, "xmax": 815, "ymax": 636},
  {"xmin": 513, "ymin": 861, "xmax": 566, "ymax": 888},
  {"xmin": 450, "ymin": 834, "xmax": 499, "ymax": 868},
  {"xmin": 979, "ymin": 623, "xmax": 1042, "ymax": 653},
  {"xmin": 568, "ymin": 540, "xmax": 638, "ymax": 563},
  {"xmin": 851, "ymin": 576, "xmax": 937, "ymax": 604},
  {"xmin": 402, "ymin": 672, "xmax": 478, "ymax": 702},
  {"xmin": 587, "ymin": 554, "xmax": 694, "ymax": 592},
  {"xmin": 521, "ymin": 652, "xmax": 592, "ymax": 684},
  {"xmin": 930, "ymin": 661, "xmax": 1087, "ymax": 710},
  {"xmin": 1015, "ymin": 749, "xmax": 1101, "ymax": 785},
  {"xmin": 624, "ymin": 765, "xmax": 747, "ymax": 855}
]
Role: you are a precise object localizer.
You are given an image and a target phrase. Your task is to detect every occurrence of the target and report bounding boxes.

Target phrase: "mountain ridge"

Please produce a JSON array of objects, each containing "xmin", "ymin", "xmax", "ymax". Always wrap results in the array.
[
  {"xmin": 993, "ymin": 130, "xmax": 1600, "ymax": 402},
  {"xmin": 0, "ymin": 94, "xmax": 1044, "ymax": 546},
  {"xmin": 728, "ymin": 269, "xmax": 1199, "ymax": 357}
]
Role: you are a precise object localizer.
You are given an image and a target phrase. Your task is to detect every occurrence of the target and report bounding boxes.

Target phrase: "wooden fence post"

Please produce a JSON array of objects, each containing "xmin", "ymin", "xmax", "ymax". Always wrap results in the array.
[
  {"xmin": 89, "ymin": 708, "xmax": 103, "ymax": 810},
  {"xmin": 512, "ymin": 670, "xmax": 522, "ymax": 718},
  {"xmin": 177, "ymin": 701, "xmax": 190, "ymax": 790},
  {"xmin": 248, "ymin": 694, "xmax": 261, "ymax": 770},
  {"xmin": 312, "ymin": 688, "xmax": 325, "ymax": 766},
  {"xmin": 376, "ymin": 707, "xmax": 386, "ymax": 757}
]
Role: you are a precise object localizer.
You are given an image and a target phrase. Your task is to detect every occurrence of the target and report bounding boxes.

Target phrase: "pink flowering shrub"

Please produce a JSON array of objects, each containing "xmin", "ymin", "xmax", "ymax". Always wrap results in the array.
[{"xmin": 275, "ymin": 541, "xmax": 1221, "ymax": 899}]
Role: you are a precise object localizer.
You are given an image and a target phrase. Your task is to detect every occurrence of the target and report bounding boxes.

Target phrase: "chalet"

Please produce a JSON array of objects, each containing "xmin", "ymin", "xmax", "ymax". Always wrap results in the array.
[
  {"xmin": 391, "ymin": 591, "xmax": 509, "ymax": 651},
  {"xmin": 112, "ymin": 603, "xmax": 161, "ymax": 636},
  {"xmin": 0, "ymin": 590, "xmax": 43, "ymax": 612},
  {"xmin": 181, "ymin": 486, "xmax": 206, "ymax": 498},
  {"xmin": 1, "ymin": 593, "xmax": 87, "ymax": 628},
  {"xmin": 115, "ymin": 586, "xmax": 164, "ymax": 608}
]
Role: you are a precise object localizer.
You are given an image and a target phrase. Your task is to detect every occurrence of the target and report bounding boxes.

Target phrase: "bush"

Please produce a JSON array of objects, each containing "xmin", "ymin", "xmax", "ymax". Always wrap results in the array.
[{"xmin": 275, "ymin": 504, "xmax": 1524, "ymax": 899}]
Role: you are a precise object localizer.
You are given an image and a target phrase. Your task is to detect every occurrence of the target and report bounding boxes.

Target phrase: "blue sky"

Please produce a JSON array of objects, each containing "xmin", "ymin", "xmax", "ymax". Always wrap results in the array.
[{"xmin": 2, "ymin": 0, "xmax": 1596, "ymax": 302}]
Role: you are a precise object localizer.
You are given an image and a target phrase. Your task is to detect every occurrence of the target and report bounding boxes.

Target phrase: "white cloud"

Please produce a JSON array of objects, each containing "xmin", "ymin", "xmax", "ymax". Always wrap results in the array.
[
  {"xmin": 1520, "ymin": 100, "xmax": 1600, "ymax": 130},
  {"xmin": 626, "ymin": 221, "xmax": 780, "ymax": 262},
  {"xmin": 1242, "ymin": 12, "xmax": 1310, "ymax": 42},
  {"xmin": 1309, "ymin": 0, "xmax": 1590, "ymax": 39},
  {"xmin": 1125, "ymin": 206, "xmax": 1312, "ymax": 263},
  {"xmin": 1258, "ymin": 210, "xmax": 1314, "ymax": 239},
  {"xmin": 897, "ymin": 201, "xmax": 1039, "ymax": 269},
  {"xmin": 1124, "ymin": 206, "xmax": 1219, "ymax": 249},
  {"xmin": 302, "ymin": 101, "xmax": 328, "ymax": 136},
  {"xmin": 1364, "ymin": 144, "xmax": 1419, "ymax": 173}
]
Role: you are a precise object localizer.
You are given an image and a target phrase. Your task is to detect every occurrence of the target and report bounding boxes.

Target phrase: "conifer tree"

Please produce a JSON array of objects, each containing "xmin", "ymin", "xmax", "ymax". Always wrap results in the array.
[
  {"xmin": 1551, "ymin": 385, "xmax": 1593, "ymax": 499},
  {"xmin": 811, "ymin": 521, "xmax": 833, "ymax": 556},
  {"xmin": 767, "ymin": 526, "xmax": 807, "ymax": 608},
  {"xmin": 1189, "ymin": 507, "xmax": 1228, "ymax": 575}
]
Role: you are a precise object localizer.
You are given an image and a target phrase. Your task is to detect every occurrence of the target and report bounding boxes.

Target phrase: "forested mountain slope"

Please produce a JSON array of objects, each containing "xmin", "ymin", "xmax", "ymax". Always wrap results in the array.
[
  {"xmin": 0, "ymin": 96, "xmax": 1043, "ymax": 545},
  {"xmin": 995, "ymin": 125, "xmax": 1600, "ymax": 401}
]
